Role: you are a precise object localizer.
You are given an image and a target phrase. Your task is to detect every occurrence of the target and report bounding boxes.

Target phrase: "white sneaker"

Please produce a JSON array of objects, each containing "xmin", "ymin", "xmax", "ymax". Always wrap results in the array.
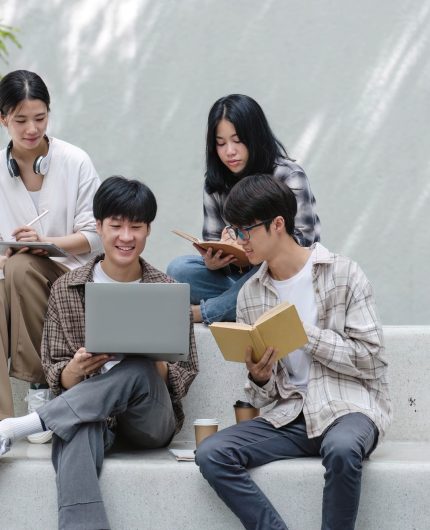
[
  {"xmin": 0, "ymin": 432, "xmax": 12, "ymax": 455},
  {"xmin": 25, "ymin": 388, "xmax": 53, "ymax": 444}
]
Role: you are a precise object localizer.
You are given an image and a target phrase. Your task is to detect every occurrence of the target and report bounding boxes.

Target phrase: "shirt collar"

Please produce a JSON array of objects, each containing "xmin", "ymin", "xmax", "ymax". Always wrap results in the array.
[
  {"xmin": 253, "ymin": 242, "xmax": 335, "ymax": 287},
  {"xmin": 67, "ymin": 254, "xmax": 150, "ymax": 286}
]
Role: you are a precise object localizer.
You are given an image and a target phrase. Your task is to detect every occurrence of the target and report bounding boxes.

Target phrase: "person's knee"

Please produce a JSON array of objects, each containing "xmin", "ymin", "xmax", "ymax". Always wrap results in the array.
[
  {"xmin": 323, "ymin": 440, "xmax": 363, "ymax": 477},
  {"xmin": 167, "ymin": 256, "xmax": 191, "ymax": 281},
  {"xmin": 4, "ymin": 253, "xmax": 35, "ymax": 284},
  {"xmin": 195, "ymin": 436, "xmax": 234, "ymax": 482},
  {"xmin": 166, "ymin": 255, "xmax": 203, "ymax": 283},
  {"xmin": 195, "ymin": 439, "xmax": 218, "ymax": 480}
]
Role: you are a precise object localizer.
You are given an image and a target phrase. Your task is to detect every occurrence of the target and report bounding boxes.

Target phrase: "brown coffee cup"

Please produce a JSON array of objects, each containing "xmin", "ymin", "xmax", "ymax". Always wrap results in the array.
[
  {"xmin": 194, "ymin": 419, "xmax": 219, "ymax": 447},
  {"xmin": 234, "ymin": 400, "xmax": 260, "ymax": 423}
]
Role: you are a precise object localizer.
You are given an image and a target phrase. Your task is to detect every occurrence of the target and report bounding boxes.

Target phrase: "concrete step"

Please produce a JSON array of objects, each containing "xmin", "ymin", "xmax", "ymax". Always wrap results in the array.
[
  {"xmin": 2, "ymin": 325, "xmax": 430, "ymax": 529},
  {"xmin": 1, "ymin": 440, "xmax": 429, "ymax": 529}
]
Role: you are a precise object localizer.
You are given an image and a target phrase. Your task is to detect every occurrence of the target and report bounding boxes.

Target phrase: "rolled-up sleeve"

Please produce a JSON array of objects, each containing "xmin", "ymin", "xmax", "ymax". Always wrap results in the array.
[
  {"xmin": 166, "ymin": 312, "xmax": 199, "ymax": 402},
  {"xmin": 41, "ymin": 287, "xmax": 73, "ymax": 395}
]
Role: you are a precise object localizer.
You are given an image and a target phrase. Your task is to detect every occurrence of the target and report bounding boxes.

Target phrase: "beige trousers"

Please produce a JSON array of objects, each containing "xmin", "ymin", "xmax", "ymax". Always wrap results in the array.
[{"xmin": 0, "ymin": 254, "xmax": 68, "ymax": 419}]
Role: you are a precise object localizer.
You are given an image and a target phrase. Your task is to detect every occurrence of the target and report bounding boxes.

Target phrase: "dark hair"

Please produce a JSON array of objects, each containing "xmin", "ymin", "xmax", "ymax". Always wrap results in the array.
[
  {"xmin": 93, "ymin": 176, "xmax": 157, "ymax": 224},
  {"xmin": 223, "ymin": 174, "xmax": 297, "ymax": 236},
  {"xmin": 205, "ymin": 94, "xmax": 290, "ymax": 194},
  {"xmin": 0, "ymin": 70, "xmax": 50, "ymax": 116}
]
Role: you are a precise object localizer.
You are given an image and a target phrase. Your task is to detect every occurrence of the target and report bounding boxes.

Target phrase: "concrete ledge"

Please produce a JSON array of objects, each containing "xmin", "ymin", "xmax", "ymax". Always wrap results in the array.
[
  {"xmin": 1, "ymin": 440, "xmax": 429, "ymax": 529},
  {"xmin": 3, "ymin": 325, "xmax": 430, "ymax": 529}
]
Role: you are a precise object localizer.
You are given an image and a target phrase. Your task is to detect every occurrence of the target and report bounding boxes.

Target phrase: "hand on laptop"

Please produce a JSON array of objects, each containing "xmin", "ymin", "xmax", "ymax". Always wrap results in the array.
[
  {"xmin": 155, "ymin": 361, "xmax": 168, "ymax": 383},
  {"xmin": 61, "ymin": 347, "xmax": 115, "ymax": 389}
]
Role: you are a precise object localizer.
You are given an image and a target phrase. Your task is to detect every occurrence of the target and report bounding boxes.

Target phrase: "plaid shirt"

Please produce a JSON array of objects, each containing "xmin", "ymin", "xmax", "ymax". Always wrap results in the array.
[
  {"xmin": 41, "ymin": 255, "xmax": 199, "ymax": 433},
  {"xmin": 237, "ymin": 243, "xmax": 392, "ymax": 438},
  {"xmin": 202, "ymin": 160, "xmax": 321, "ymax": 246}
]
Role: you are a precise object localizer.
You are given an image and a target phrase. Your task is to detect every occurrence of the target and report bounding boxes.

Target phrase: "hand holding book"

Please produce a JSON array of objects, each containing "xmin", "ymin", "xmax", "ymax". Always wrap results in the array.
[
  {"xmin": 245, "ymin": 345, "xmax": 277, "ymax": 386},
  {"xmin": 172, "ymin": 229, "xmax": 250, "ymax": 268},
  {"xmin": 209, "ymin": 301, "xmax": 308, "ymax": 363}
]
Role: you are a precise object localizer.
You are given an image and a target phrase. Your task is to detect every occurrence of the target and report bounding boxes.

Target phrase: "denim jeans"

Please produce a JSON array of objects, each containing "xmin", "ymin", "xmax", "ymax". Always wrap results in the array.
[
  {"xmin": 166, "ymin": 255, "xmax": 258, "ymax": 323},
  {"xmin": 195, "ymin": 413, "xmax": 378, "ymax": 530}
]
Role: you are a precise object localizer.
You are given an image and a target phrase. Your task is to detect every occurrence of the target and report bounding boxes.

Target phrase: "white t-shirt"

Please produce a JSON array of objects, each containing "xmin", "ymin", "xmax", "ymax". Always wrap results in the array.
[
  {"xmin": 92, "ymin": 261, "xmax": 140, "ymax": 374},
  {"xmin": 28, "ymin": 190, "xmax": 41, "ymax": 211},
  {"xmin": 270, "ymin": 250, "xmax": 318, "ymax": 390}
]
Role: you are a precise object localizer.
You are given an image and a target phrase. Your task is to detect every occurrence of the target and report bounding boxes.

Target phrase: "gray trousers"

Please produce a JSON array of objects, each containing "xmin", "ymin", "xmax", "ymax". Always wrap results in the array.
[
  {"xmin": 38, "ymin": 358, "xmax": 176, "ymax": 530},
  {"xmin": 195, "ymin": 412, "xmax": 378, "ymax": 530}
]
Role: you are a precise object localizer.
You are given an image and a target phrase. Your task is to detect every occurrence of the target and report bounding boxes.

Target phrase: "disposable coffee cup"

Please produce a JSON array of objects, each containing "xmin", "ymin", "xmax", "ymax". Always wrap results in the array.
[
  {"xmin": 233, "ymin": 400, "xmax": 260, "ymax": 423},
  {"xmin": 194, "ymin": 418, "xmax": 219, "ymax": 447}
]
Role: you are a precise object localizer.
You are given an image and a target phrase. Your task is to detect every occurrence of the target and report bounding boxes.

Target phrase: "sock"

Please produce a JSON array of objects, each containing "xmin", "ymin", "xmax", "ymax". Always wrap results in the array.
[{"xmin": 0, "ymin": 412, "xmax": 45, "ymax": 442}]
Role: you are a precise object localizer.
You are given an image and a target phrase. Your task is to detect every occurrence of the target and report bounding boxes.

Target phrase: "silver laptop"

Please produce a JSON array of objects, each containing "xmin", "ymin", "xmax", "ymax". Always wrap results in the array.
[{"xmin": 85, "ymin": 282, "xmax": 190, "ymax": 361}]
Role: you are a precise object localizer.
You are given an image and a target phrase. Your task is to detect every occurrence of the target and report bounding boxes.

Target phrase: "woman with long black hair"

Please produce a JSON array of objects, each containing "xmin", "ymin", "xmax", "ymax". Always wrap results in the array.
[{"xmin": 167, "ymin": 94, "xmax": 320, "ymax": 323}]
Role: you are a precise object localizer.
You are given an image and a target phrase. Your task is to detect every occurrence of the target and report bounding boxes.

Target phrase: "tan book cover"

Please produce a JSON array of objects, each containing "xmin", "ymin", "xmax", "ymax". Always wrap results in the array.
[
  {"xmin": 209, "ymin": 301, "xmax": 308, "ymax": 363},
  {"xmin": 172, "ymin": 229, "xmax": 249, "ymax": 268}
]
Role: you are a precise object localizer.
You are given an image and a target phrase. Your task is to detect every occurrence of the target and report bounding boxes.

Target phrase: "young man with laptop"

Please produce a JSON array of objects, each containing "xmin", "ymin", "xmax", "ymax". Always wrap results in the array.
[
  {"xmin": 0, "ymin": 176, "xmax": 199, "ymax": 530},
  {"xmin": 195, "ymin": 174, "xmax": 391, "ymax": 530}
]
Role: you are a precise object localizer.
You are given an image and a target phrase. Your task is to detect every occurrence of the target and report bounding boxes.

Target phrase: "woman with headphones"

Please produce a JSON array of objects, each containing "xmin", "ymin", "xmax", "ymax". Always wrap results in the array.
[{"xmin": 0, "ymin": 70, "xmax": 102, "ymax": 441}]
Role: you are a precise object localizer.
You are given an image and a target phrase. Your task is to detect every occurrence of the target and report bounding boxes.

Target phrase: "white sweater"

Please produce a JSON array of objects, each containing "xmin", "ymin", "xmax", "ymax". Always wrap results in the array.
[{"xmin": 0, "ymin": 137, "xmax": 102, "ymax": 271}]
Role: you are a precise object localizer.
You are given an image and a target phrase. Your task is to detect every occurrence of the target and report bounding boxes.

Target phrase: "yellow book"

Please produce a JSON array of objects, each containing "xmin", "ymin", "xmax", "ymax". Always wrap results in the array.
[
  {"xmin": 172, "ymin": 229, "xmax": 249, "ymax": 268},
  {"xmin": 209, "ymin": 301, "xmax": 308, "ymax": 363}
]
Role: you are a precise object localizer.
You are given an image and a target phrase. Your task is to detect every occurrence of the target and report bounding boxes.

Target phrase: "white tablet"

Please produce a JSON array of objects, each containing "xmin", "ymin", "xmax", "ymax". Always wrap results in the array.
[{"xmin": 0, "ymin": 241, "xmax": 68, "ymax": 257}]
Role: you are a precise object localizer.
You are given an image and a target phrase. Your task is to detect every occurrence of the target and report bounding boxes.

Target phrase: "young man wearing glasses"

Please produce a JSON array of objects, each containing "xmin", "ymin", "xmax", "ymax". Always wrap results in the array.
[{"xmin": 195, "ymin": 174, "xmax": 391, "ymax": 530}]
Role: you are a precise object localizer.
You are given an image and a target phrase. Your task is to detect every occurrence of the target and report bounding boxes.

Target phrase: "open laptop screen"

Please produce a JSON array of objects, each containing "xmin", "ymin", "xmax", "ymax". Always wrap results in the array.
[{"xmin": 85, "ymin": 282, "xmax": 190, "ymax": 362}]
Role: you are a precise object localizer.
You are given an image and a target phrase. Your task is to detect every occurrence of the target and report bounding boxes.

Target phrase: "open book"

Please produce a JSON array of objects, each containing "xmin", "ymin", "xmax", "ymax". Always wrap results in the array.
[
  {"xmin": 209, "ymin": 301, "xmax": 308, "ymax": 363},
  {"xmin": 172, "ymin": 229, "xmax": 249, "ymax": 268}
]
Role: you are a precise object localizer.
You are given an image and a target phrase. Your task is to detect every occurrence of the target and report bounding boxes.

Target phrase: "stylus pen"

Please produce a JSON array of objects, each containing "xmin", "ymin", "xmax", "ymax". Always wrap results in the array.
[
  {"xmin": 9, "ymin": 209, "xmax": 49, "ymax": 240},
  {"xmin": 26, "ymin": 209, "xmax": 49, "ymax": 227}
]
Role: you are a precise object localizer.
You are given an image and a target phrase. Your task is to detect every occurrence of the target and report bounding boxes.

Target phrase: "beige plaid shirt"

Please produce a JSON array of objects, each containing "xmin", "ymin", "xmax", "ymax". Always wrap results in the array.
[
  {"xmin": 41, "ymin": 255, "xmax": 199, "ymax": 433},
  {"xmin": 237, "ymin": 243, "xmax": 392, "ymax": 438}
]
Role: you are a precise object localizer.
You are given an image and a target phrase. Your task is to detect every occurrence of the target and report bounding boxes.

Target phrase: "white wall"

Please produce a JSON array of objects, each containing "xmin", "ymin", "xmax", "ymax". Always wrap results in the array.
[{"xmin": 2, "ymin": 0, "xmax": 429, "ymax": 324}]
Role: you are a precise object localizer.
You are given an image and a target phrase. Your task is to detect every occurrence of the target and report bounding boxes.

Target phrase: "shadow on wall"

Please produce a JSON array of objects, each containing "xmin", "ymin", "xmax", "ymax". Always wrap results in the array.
[{"xmin": 2, "ymin": 0, "xmax": 430, "ymax": 323}]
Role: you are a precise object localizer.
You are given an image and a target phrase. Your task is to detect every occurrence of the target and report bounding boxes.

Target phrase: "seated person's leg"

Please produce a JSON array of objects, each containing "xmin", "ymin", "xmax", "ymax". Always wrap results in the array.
[
  {"xmin": 320, "ymin": 412, "xmax": 378, "ymax": 530},
  {"xmin": 40, "ymin": 358, "xmax": 173, "ymax": 445},
  {"xmin": 5, "ymin": 253, "xmax": 67, "ymax": 383},
  {"xmin": 116, "ymin": 361, "xmax": 176, "ymax": 449},
  {"xmin": 199, "ymin": 265, "xmax": 258, "ymax": 324},
  {"xmin": 0, "ymin": 358, "xmax": 175, "ymax": 453},
  {"xmin": 4, "ymin": 253, "xmax": 68, "ymax": 441},
  {"xmin": 0, "ymin": 279, "xmax": 13, "ymax": 419},
  {"xmin": 196, "ymin": 415, "xmax": 315, "ymax": 530},
  {"xmin": 167, "ymin": 254, "xmax": 237, "ymax": 304},
  {"xmin": 53, "ymin": 423, "xmax": 111, "ymax": 530}
]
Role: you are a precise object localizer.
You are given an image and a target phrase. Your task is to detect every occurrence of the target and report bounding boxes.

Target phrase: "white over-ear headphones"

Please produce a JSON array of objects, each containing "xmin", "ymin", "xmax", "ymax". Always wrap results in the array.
[{"xmin": 6, "ymin": 135, "xmax": 52, "ymax": 178}]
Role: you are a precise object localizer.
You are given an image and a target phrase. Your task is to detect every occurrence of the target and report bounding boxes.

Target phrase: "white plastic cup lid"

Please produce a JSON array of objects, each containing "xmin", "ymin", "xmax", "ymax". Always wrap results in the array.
[{"xmin": 193, "ymin": 418, "xmax": 219, "ymax": 426}]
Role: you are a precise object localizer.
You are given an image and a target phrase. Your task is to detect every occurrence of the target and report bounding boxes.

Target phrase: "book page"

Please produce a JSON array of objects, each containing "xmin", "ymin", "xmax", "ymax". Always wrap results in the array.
[
  {"xmin": 249, "ymin": 328, "xmax": 267, "ymax": 361},
  {"xmin": 255, "ymin": 300, "xmax": 293, "ymax": 326},
  {"xmin": 256, "ymin": 304, "xmax": 308, "ymax": 360},
  {"xmin": 171, "ymin": 230, "xmax": 200, "ymax": 244}
]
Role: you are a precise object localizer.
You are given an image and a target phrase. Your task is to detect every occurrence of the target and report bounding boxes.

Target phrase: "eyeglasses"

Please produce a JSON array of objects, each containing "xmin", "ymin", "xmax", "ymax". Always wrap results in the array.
[{"xmin": 225, "ymin": 219, "xmax": 273, "ymax": 241}]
